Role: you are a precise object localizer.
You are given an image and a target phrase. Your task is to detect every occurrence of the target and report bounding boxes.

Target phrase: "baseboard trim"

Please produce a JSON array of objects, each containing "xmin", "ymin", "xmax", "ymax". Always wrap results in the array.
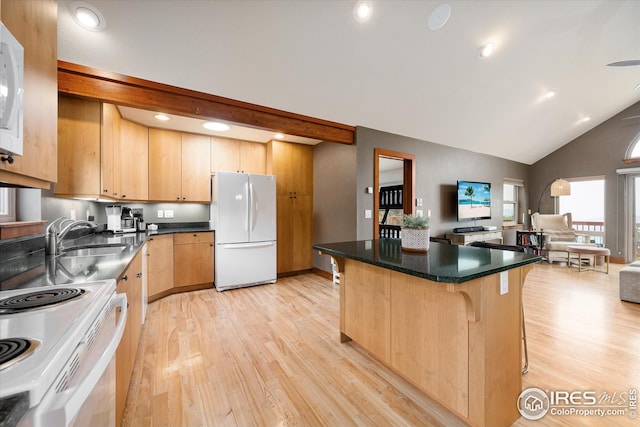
[{"xmin": 313, "ymin": 267, "xmax": 333, "ymax": 281}]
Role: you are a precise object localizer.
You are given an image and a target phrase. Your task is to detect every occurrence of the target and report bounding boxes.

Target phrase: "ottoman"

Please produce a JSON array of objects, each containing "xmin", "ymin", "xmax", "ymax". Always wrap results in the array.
[
  {"xmin": 620, "ymin": 266, "xmax": 640, "ymax": 303},
  {"xmin": 566, "ymin": 245, "xmax": 610, "ymax": 273}
]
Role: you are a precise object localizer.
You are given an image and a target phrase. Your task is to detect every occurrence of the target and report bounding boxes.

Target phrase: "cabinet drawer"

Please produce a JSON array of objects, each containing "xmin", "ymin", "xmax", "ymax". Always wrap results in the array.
[{"xmin": 174, "ymin": 232, "xmax": 214, "ymax": 245}]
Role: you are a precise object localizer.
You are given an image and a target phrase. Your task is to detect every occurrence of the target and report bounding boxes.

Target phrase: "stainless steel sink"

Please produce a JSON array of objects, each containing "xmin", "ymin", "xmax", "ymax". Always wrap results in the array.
[{"xmin": 60, "ymin": 244, "xmax": 129, "ymax": 257}]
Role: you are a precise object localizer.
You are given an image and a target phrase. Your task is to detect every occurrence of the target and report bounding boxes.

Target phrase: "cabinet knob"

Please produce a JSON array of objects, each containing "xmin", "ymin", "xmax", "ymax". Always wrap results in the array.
[
  {"xmin": 122, "ymin": 195, "xmax": 127, "ymax": 198},
  {"xmin": 122, "ymin": 275, "xmax": 128, "ymax": 281},
  {"xmin": 149, "ymin": 237, "xmax": 154, "ymax": 241},
  {"xmin": 177, "ymin": 197, "xmax": 180, "ymax": 200},
  {"xmin": 103, "ymin": 189, "xmax": 108, "ymax": 193},
  {"xmin": 136, "ymin": 272, "xmax": 142, "ymax": 278}
]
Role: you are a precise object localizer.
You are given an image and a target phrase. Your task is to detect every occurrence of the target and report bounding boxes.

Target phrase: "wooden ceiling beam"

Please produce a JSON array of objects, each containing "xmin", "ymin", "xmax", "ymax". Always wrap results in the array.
[{"xmin": 57, "ymin": 61, "xmax": 355, "ymax": 145}]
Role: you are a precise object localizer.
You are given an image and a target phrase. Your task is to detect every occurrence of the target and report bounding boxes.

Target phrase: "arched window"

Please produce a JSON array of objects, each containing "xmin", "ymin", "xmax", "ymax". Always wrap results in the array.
[{"xmin": 625, "ymin": 132, "xmax": 640, "ymax": 161}]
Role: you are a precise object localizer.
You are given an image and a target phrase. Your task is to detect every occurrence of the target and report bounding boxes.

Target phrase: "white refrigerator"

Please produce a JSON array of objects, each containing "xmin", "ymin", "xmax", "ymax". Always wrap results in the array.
[{"xmin": 210, "ymin": 172, "xmax": 277, "ymax": 291}]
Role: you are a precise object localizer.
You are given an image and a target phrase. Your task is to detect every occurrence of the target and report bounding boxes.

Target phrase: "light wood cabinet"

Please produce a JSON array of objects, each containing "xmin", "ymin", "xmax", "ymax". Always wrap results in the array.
[
  {"xmin": 211, "ymin": 137, "xmax": 266, "ymax": 174},
  {"xmin": 173, "ymin": 232, "xmax": 214, "ymax": 288},
  {"xmin": 56, "ymin": 99, "xmax": 143, "ymax": 201},
  {"xmin": 268, "ymin": 140, "xmax": 314, "ymax": 273},
  {"xmin": 118, "ymin": 120, "xmax": 148, "ymax": 201},
  {"xmin": 115, "ymin": 250, "xmax": 143, "ymax": 427},
  {"xmin": 56, "ymin": 97, "xmax": 101, "ymax": 197},
  {"xmin": 149, "ymin": 129, "xmax": 210, "ymax": 202},
  {"xmin": 101, "ymin": 103, "xmax": 120, "ymax": 198},
  {"xmin": 0, "ymin": 0, "xmax": 57, "ymax": 189},
  {"xmin": 146, "ymin": 234, "xmax": 174, "ymax": 300}
]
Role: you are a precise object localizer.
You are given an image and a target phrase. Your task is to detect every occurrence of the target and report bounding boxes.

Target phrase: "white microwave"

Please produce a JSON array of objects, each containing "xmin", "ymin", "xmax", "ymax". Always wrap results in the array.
[{"xmin": 0, "ymin": 22, "xmax": 24, "ymax": 157}]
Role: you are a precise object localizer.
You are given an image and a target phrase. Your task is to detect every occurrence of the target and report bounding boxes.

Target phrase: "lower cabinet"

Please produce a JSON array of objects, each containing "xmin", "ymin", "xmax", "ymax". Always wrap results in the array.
[
  {"xmin": 146, "ymin": 235, "xmax": 174, "ymax": 300},
  {"xmin": 115, "ymin": 250, "xmax": 143, "ymax": 427},
  {"xmin": 174, "ymin": 232, "xmax": 214, "ymax": 288}
]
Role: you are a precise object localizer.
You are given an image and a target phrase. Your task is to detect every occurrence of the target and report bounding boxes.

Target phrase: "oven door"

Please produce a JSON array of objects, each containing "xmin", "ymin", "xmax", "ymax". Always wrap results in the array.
[{"xmin": 19, "ymin": 292, "xmax": 127, "ymax": 427}]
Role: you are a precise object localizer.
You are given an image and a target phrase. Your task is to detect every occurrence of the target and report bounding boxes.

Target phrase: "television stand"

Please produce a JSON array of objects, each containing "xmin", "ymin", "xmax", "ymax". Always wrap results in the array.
[{"xmin": 446, "ymin": 230, "xmax": 503, "ymax": 246}]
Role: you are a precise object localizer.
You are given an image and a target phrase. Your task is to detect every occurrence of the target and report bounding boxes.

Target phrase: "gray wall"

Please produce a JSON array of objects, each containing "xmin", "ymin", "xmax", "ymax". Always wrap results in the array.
[
  {"xmin": 313, "ymin": 141, "xmax": 358, "ymax": 272},
  {"xmin": 530, "ymin": 100, "xmax": 640, "ymax": 261},
  {"xmin": 313, "ymin": 126, "xmax": 531, "ymax": 272},
  {"xmin": 355, "ymin": 127, "xmax": 530, "ymax": 242}
]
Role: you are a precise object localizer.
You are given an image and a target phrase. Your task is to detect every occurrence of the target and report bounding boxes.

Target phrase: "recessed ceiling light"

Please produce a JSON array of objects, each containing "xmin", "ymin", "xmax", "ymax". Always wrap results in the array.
[
  {"xmin": 634, "ymin": 83, "xmax": 640, "ymax": 91},
  {"xmin": 478, "ymin": 42, "xmax": 495, "ymax": 58},
  {"xmin": 154, "ymin": 114, "xmax": 170, "ymax": 121},
  {"xmin": 580, "ymin": 116, "xmax": 591, "ymax": 123},
  {"xmin": 274, "ymin": 133, "xmax": 285, "ymax": 140},
  {"xmin": 69, "ymin": 1, "xmax": 107, "ymax": 32},
  {"xmin": 428, "ymin": 3, "xmax": 452, "ymax": 31},
  {"xmin": 202, "ymin": 121, "xmax": 230, "ymax": 131},
  {"xmin": 545, "ymin": 89, "xmax": 557, "ymax": 98},
  {"xmin": 354, "ymin": 1, "xmax": 373, "ymax": 22}
]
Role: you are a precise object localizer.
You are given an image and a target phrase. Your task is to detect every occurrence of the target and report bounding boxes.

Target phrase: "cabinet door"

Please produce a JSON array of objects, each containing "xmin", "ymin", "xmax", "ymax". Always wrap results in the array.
[
  {"xmin": 101, "ymin": 103, "xmax": 119, "ymax": 198},
  {"xmin": 56, "ymin": 97, "xmax": 101, "ymax": 196},
  {"xmin": 174, "ymin": 240, "xmax": 214, "ymax": 287},
  {"xmin": 0, "ymin": 0, "xmax": 57, "ymax": 188},
  {"xmin": 270, "ymin": 140, "xmax": 293, "ymax": 196},
  {"xmin": 276, "ymin": 195, "xmax": 294, "ymax": 274},
  {"xmin": 148, "ymin": 128, "xmax": 181, "ymax": 201},
  {"xmin": 115, "ymin": 276, "xmax": 131, "ymax": 427},
  {"xmin": 239, "ymin": 141, "xmax": 266, "ymax": 174},
  {"xmin": 147, "ymin": 235, "xmax": 174, "ymax": 298},
  {"xmin": 291, "ymin": 194, "xmax": 314, "ymax": 271},
  {"xmin": 211, "ymin": 137, "xmax": 240, "ymax": 173},
  {"xmin": 127, "ymin": 252, "xmax": 143, "ymax": 364},
  {"xmin": 118, "ymin": 120, "xmax": 149, "ymax": 201},
  {"xmin": 181, "ymin": 133, "xmax": 211, "ymax": 202},
  {"xmin": 291, "ymin": 143, "xmax": 313, "ymax": 196}
]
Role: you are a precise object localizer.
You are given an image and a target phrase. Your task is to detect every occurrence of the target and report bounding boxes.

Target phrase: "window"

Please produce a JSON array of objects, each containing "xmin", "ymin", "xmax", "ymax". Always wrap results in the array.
[
  {"xmin": 626, "ymin": 132, "xmax": 640, "ymax": 160},
  {"xmin": 0, "ymin": 187, "xmax": 16, "ymax": 223},
  {"xmin": 558, "ymin": 178, "xmax": 605, "ymax": 245},
  {"xmin": 503, "ymin": 178, "xmax": 524, "ymax": 225}
]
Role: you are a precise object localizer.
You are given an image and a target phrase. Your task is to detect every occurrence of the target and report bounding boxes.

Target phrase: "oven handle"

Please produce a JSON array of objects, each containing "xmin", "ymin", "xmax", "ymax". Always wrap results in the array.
[{"xmin": 44, "ymin": 292, "xmax": 128, "ymax": 425}]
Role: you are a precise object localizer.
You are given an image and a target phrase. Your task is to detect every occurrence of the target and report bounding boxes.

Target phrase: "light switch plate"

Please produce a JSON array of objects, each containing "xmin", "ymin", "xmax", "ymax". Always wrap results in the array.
[
  {"xmin": 364, "ymin": 209, "xmax": 372, "ymax": 219},
  {"xmin": 164, "ymin": 210, "xmax": 174, "ymax": 218},
  {"xmin": 157, "ymin": 210, "xmax": 164, "ymax": 218}
]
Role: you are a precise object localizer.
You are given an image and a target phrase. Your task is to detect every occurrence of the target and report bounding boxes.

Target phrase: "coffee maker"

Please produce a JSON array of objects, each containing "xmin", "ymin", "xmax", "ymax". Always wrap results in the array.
[{"xmin": 106, "ymin": 205, "xmax": 137, "ymax": 233}]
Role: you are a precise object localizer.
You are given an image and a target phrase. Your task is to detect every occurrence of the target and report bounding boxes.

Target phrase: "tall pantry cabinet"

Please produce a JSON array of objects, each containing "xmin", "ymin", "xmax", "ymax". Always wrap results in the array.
[{"xmin": 267, "ymin": 140, "xmax": 314, "ymax": 274}]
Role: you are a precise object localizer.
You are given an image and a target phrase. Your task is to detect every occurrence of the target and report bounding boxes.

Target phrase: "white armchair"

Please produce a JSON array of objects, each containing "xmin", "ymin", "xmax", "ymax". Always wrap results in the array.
[{"xmin": 531, "ymin": 212, "xmax": 595, "ymax": 263}]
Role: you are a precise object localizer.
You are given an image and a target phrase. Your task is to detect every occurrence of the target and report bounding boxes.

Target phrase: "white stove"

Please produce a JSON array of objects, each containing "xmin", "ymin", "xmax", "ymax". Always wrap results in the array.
[{"xmin": 0, "ymin": 280, "xmax": 127, "ymax": 427}]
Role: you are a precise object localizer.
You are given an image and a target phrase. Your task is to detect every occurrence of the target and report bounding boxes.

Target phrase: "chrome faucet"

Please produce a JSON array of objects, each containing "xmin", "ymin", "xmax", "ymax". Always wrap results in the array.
[{"xmin": 46, "ymin": 218, "xmax": 97, "ymax": 256}]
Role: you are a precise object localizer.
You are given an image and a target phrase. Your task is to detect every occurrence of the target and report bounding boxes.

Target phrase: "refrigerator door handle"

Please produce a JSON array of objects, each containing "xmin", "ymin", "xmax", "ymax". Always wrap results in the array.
[
  {"xmin": 250, "ymin": 181, "xmax": 258, "ymax": 231},
  {"xmin": 244, "ymin": 181, "xmax": 250, "ymax": 231},
  {"xmin": 221, "ymin": 242, "xmax": 274, "ymax": 249}
]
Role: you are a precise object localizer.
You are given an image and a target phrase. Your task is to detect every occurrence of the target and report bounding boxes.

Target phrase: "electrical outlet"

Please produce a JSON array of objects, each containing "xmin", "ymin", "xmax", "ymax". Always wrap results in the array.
[
  {"xmin": 416, "ymin": 198, "xmax": 423, "ymax": 207},
  {"xmin": 164, "ymin": 210, "xmax": 174, "ymax": 218},
  {"xmin": 364, "ymin": 209, "xmax": 372, "ymax": 219},
  {"xmin": 70, "ymin": 210, "xmax": 76, "ymax": 220},
  {"xmin": 417, "ymin": 210, "xmax": 423, "ymax": 217},
  {"xmin": 427, "ymin": 209, "xmax": 431, "ymax": 218},
  {"xmin": 157, "ymin": 210, "xmax": 164, "ymax": 218}
]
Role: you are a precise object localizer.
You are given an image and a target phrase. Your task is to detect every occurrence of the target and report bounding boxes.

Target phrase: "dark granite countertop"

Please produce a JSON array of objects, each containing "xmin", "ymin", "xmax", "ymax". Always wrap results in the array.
[
  {"xmin": 0, "ymin": 224, "xmax": 213, "ymax": 425},
  {"xmin": 313, "ymin": 239, "xmax": 541, "ymax": 284}
]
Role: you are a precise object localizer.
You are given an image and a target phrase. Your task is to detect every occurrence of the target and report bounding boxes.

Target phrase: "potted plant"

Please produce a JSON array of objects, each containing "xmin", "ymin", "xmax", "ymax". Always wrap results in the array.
[{"xmin": 401, "ymin": 214, "xmax": 430, "ymax": 252}]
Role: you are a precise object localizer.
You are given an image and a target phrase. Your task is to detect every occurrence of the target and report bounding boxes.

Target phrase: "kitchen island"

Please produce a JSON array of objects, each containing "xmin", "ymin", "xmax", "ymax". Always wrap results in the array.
[{"xmin": 314, "ymin": 239, "xmax": 541, "ymax": 427}]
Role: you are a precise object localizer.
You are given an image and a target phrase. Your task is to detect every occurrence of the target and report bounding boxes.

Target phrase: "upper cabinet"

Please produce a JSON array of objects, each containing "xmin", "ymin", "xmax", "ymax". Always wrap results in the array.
[
  {"xmin": 118, "ymin": 120, "xmax": 148, "ymax": 201},
  {"xmin": 211, "ymin": 137, "xmax": 266, "ymax": 174},
  {"xmin": 149, "ymin": 129, "xmax": 210, "ymax": 202},
  {"xmin": 0, "ymin": 0, "xmax": 58, "ymax": 189},
  {"xmin": 56, "ymin": 98, "xmax": 148, "ymax": 201}
]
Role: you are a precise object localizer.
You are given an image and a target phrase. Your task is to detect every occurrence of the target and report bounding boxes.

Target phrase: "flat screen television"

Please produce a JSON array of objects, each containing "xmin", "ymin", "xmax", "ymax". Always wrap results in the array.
[{"xmin": 457, "ymin": 180, "xmax": 492, "ymax": 221}]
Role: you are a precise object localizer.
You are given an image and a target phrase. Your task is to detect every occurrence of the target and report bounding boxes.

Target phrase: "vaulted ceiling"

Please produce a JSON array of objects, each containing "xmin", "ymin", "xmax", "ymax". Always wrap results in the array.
[{"xmin": 57, "ymin": 0, "xmax": 640, "ymax": 165}]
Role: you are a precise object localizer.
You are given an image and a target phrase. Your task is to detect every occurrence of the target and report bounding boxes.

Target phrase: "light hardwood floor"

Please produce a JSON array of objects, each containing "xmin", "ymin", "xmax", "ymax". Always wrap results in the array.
[{"xmin": 123, "ymin": 263, "xmax": 640, "ymax": 427}]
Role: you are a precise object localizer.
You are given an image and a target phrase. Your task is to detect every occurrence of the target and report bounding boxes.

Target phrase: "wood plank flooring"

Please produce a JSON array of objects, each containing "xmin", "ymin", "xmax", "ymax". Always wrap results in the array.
[{"xmin": 122, "ymin": 263, "xmax": 640, "ymax": 427}]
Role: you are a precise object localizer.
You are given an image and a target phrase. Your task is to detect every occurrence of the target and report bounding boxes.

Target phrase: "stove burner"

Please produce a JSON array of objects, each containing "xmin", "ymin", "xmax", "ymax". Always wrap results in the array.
[
  {"xmin": 0, "ymin": 338, "xmax": 39, "ymax": 370},
  {"xmin": 0, "ymin": 288, "xmax": 86, "ymax": 313}
]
